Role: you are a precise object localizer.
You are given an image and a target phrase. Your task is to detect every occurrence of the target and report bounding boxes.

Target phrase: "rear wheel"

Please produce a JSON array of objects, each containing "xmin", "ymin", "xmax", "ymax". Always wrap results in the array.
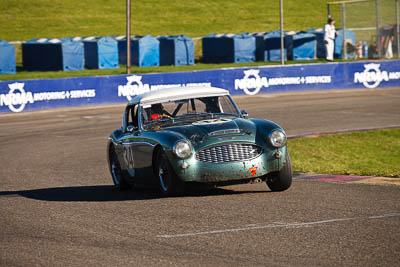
[
  {"xmin": 109, "ymin": 146, "xmax": 130, "ymax": 190},
  {"xmin": 156, "ymin": 151, "xmax": 184, "ymax": 196},
  {"xmin": 266, "ymin": 152, "xmax": 292, "ymax": 192}
]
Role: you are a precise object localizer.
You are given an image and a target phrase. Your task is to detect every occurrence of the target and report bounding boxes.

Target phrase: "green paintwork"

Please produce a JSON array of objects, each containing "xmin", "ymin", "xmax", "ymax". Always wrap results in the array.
[
  {"xmin": 107, "ymin": 90, "xmax": 289, "ymax": 186},
  {"xmin": 108, "ymin": 118, "xmax": 288, "ymax": 184}
]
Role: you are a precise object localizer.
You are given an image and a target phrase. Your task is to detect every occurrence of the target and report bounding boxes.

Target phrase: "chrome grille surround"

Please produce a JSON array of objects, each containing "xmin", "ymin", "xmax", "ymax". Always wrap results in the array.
[{"xmin": 195, "ymin": 143, "xmax": 263, "ymax": 163}]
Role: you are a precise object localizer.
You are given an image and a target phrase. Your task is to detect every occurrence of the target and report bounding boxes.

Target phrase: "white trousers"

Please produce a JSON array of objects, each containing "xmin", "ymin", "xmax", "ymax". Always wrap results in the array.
[
  {"xmin": 385, "ymin": 39, "xmax": 393, "ymax": 59},
  {"xmin": 325, "ymin": 39, "xmax": 334, "ymax": 61}
]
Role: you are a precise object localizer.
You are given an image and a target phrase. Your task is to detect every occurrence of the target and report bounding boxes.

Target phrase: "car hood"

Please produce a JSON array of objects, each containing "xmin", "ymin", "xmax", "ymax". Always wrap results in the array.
[{"xmin": 164, "ymin": 117, "xmax": 257, "ymax": 147}]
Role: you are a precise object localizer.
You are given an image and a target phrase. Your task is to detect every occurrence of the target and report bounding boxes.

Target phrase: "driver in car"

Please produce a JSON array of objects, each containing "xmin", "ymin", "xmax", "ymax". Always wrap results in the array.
[{"xmin": 149, "ymin": 103, "xmax": 172, "ymax": 121}]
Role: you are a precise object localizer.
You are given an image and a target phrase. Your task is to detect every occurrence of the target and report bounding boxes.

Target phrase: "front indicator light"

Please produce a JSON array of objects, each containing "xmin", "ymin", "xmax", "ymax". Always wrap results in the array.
[{"xmin": 181, "ymin": 161, "xmax": 190, "ymax": 169}]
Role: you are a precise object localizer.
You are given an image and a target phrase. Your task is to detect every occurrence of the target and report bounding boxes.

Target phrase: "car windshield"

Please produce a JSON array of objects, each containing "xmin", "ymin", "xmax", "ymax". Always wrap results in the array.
[{"xmin": 142, "ymin": 95, "xmax": 239, "ymax": 129}]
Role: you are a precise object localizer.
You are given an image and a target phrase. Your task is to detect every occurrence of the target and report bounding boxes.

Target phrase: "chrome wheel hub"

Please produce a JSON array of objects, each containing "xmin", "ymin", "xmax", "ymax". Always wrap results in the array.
[
  {"xmin": 111, "ymin": 161, "xmax": 119, "ymax": 185},
  {"xmin": 159, "ymin": 167, "xmax": 168, "ymax": 192}
]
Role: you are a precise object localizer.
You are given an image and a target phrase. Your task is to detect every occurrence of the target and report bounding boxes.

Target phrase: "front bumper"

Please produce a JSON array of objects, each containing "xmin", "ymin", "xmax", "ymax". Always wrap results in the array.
[{"xmin": 168, "ymin": 146, "xmax": 288, "ymax": 183}]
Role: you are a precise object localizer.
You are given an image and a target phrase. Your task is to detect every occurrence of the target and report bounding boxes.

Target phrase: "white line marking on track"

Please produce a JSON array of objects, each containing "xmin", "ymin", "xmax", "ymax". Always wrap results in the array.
[{"xmin": 157, "ymin": 213, "xmax": 400, "ymax": 238}]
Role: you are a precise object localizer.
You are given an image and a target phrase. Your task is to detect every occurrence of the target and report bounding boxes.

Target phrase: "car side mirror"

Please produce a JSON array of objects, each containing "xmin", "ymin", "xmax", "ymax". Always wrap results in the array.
[{"xmin": 241, "ymin": 110, "xmax": 248, "ymax": 119}]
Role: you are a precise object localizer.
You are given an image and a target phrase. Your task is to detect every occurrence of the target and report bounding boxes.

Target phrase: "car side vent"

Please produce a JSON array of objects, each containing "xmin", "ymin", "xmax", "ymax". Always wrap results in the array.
[{"xmin": 195, "ymin": 143, "xmax": 262, "ymax": 163}]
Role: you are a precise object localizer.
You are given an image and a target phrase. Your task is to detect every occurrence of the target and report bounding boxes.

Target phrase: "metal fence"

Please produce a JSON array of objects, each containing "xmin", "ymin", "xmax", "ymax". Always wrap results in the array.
[{"xmin": 327, "ymin": 0, "xmax": 400, "ymax": 59}]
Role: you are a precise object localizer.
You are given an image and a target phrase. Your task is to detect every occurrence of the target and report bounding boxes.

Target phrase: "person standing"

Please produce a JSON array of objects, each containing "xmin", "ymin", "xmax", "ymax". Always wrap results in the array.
[{"xmin": 324, "ymin": 17, "xmax": 336, "ymax": 61}]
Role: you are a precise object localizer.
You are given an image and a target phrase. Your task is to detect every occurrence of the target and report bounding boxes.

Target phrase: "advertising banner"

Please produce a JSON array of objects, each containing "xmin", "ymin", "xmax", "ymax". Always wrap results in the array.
[{"xmin": 1, "ymin": 60, "xmax": 399, "ymax": 113}]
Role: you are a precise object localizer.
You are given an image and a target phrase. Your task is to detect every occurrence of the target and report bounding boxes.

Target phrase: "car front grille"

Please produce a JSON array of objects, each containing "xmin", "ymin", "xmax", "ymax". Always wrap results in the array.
[{"xmin": 195, "ymin": 143, "xmax": 263, "ymax": 163}]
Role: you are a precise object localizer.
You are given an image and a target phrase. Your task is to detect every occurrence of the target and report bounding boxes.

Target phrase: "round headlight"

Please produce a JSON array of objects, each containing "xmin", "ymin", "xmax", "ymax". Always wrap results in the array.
[
  {"xmin": 173, "ymin": 141, "xmax": 191, "ymax": 159},
  {"xmin": 269, "ymin": 130, "xmax": 287, "ymax": 148}
]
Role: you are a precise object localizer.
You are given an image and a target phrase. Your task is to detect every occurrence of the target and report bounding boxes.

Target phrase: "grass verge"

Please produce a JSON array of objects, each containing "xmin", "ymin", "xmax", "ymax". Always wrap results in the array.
[
  {"xmin": 2, "ymin": 0, "xmax": 335, "ymax": 42},
  {"xmin": 288, "ymin": 129, "xmax": 400, "ymax": 178}
]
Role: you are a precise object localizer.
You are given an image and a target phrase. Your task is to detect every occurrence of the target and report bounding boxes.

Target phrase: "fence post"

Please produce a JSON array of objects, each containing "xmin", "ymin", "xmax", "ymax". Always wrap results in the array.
[
  {"xmin": 126, "ymin": 0, "xmax": 131, "ymax": 74},
  {"xmin": 396, "ymin": 0, "xmax": 400, "ymax": 58},
  {"xmin": 376, "ymin": 0, "xmax": 381, "ymax": 58},
  {"xmin": 327, "ymin": 3, "xmax": 331, "ymax": 18},
  {"xmin": 280, "ymin": 0, "xmax": 284, "ymax": 65},
  {"xmin": 341, "ymin": 3, "xmax": 347, "ymax": 59}
]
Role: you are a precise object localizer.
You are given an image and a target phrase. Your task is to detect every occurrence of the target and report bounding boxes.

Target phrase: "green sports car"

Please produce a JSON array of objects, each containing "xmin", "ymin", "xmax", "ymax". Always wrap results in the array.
[{"xmin": 107, "ymin": 86, "xmax": 292, "ymax": 195}]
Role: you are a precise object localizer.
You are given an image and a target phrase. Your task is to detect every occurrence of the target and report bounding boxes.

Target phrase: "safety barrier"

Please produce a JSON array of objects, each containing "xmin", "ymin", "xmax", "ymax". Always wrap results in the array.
[{"xmin": 1, "ymin": 60, "xmax": 399, "ymax": 113}]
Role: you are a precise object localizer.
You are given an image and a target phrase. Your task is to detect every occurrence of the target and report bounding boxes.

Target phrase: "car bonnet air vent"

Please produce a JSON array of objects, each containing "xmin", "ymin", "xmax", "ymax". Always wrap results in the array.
[{"xmin": 209, "ymin": 129, "xmax": 241, "ymax": 136}]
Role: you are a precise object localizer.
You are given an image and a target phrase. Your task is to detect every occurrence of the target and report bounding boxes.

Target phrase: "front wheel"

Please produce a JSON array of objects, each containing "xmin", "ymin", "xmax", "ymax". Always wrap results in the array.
[
  {"xmin": 156, "ymin": 151, "xmax": 185, "ymax": 196},
  {"xmin": 266, "ymin": 152, "xmax": 292, "ymax": 192},
  {"xmin": 109, "ymin": 146, "xmax": 130, "ymax": 190}
]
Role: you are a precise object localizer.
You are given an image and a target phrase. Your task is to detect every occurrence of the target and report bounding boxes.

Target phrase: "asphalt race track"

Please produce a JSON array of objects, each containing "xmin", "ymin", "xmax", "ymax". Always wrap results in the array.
[{"xmin": 1, "ymin": 87, "xmax": 400, "ymax": 266}]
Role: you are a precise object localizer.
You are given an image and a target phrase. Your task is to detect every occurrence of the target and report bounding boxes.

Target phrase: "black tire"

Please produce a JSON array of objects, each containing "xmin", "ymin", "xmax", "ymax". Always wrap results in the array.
[
  {"xmin": 266, "ymin": 152, "xmax": 292, "ymax": 192},
  {"xmin": 156, "ymin": 151, "xmax": 185, "ymax": 196},
  {"xmin": 109, "ymin": 146, "xmax": 130, "ymax": 190}
]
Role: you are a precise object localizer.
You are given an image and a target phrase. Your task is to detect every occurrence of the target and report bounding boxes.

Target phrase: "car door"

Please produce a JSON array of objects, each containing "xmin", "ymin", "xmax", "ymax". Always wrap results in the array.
[{"xmin": 120, "ymin": 104, "xmax": 155, "ymax": 184}]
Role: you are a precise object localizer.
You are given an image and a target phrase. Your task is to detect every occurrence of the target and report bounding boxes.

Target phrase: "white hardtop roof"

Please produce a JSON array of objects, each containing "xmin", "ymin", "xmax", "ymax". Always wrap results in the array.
[{"xmin": 129, "ymin": 86, "xmax": 230, "ymax": 105}]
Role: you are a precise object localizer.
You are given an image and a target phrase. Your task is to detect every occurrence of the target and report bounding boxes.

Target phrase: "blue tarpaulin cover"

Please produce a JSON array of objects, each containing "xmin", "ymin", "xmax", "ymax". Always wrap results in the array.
[
  {"xmin": 335, "ymin": 29, "xmax": 356, "ymax": 59},
  {"xmin": 158, "ymin": 35, "xmax": 194, "ymax": 66},
  {"xmin": 115, "ymin": 36, "xmax": 128, "ymax": 65},
  {"xmin": 22, "ymin": 38, "xmax": 84, "ymax": 71},
  {"xmin": 82, "ymin": 36, "xmax": 118, "ymax": 69},
  {"xmin": 0, "ymin": 40, "xmax": 16, "ymax": 74},
  {"xmin": 202, "ymin": 33, "xmax": 255, "ymax": 63},
  {"xmin": 306, "ymin": 28, "xmax": 326, "ymax": 58},
  {"xmin": 264, "ymin": 31, "xmax": 294, "ymax": 61},
  {"xmin": 292, "ymin": 32, "xmax": 316, "ymax": 60},
  {"xmin": 249, "ymin": 32, "xmax": 269, "ymax": 61},
  {"xmin": 115, "ymin": 35, "xmax": 159, "ymax": 67}
]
